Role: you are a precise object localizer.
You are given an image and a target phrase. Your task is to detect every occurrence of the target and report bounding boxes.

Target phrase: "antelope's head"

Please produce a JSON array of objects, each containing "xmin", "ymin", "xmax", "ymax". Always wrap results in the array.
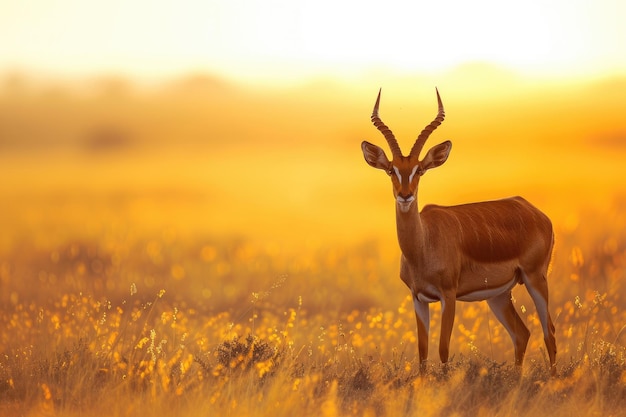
[{"xmin": 361, "ymin": 88, "xmax": 452, "ymax": 213}]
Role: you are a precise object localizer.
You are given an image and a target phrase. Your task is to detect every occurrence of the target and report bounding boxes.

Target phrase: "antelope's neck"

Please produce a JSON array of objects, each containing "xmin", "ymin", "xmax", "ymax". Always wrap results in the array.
[{"xmin": 395, "ymin": 202, "xmax": 425, "ymax": 265}]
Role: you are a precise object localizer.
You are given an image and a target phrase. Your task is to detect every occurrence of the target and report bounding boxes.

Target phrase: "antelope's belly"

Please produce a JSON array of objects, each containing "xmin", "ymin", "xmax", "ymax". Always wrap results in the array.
[{"xmin": 456, "ymin": 261, "xmax": 520, "ymax": 301}]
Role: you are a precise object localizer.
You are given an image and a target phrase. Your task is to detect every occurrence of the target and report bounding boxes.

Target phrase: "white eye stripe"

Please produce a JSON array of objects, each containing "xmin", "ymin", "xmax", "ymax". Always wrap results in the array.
[
  {"xmin": 393, "ymin": 166, "xmax": 402, "ymax": 183},
  {"xmin": 393, "ymin": 166, "xmax": 420, "ymax": 183}
]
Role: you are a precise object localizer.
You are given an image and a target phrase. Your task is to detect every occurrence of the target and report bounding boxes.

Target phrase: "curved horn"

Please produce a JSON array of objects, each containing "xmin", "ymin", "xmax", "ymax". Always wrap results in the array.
[
  {"xmin": 409, "ymin": 88, "xmax": 445, "ymax": 159},
  {"xmin": 371, "ymin": 89, "xmax": 402, "ymax": 158}
]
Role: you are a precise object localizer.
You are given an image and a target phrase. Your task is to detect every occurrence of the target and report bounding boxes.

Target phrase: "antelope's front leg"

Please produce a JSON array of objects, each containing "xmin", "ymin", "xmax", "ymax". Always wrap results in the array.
[
  {"xmin": 439, "ymin": 294, "xmax": 456, "ymax": 363},
  {"xmin": 412, "ymin": 296, "xmax": 430, "ymax": 364}
]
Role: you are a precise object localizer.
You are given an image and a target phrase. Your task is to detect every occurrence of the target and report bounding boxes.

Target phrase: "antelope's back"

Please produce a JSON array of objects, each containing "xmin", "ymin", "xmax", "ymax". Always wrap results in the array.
[{"xmin": 421, "ymin": 196, "xmax": 553, "ymax": 263}]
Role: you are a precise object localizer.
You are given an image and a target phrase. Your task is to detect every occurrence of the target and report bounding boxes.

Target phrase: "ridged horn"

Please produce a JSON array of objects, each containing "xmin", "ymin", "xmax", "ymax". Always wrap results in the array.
[
  {"xmin": 371, "ymin": 89, "xmax": 402, "ymax": 158},
  {"xmin": 409, "ymin": 88, "xmax": 445, "ymax": 159}
]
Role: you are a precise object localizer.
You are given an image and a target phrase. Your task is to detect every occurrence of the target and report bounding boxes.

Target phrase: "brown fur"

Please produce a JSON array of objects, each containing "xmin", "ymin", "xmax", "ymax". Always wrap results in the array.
[{"xmin": 422, "ymin": 196, "xmax": 553, "ymax": 263}]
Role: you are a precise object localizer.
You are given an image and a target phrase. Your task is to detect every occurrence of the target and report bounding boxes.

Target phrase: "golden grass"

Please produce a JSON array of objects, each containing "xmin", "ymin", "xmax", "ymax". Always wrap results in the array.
[
  {"xmin": 1, "ymin": 74, "xmax": 626, "ymax": 416},
  {"xmin": 1, "ymin": 205, "xmax": 625, "ymax": 416}
]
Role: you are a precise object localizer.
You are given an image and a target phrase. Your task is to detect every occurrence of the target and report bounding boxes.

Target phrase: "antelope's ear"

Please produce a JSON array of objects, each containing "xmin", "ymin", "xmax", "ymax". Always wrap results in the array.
[
  {"xmin": 421, "ymin": 140, "xmax": 452, "ymax": 172},
  {"xmin": 361, "ymin": 141, "xmax": 391, "ymax": 171}
]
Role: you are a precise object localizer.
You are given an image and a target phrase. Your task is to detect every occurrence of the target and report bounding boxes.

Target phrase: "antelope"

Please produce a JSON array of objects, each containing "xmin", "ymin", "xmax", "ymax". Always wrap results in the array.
[{"xmin": 361, "ymin": 88, "xmax": 556, "ymax": 372}]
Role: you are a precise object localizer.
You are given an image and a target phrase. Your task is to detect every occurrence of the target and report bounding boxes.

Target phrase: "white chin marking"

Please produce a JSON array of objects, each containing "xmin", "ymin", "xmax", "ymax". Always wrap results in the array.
[{"xmin": 397, "ymin": 196, "xmax": 414, "ymax": 213}]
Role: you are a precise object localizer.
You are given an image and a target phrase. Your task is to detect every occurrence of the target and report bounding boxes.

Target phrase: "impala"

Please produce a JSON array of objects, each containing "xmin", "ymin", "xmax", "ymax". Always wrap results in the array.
[{"xmin": 361, "ymin": 88, "xmax": 556, "ymax": 372}]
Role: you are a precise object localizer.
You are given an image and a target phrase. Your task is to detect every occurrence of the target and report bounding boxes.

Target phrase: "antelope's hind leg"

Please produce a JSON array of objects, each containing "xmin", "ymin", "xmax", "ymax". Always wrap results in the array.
[
  {"xmin": 486, "ymin": 291, "xmax": 530, "ymax": 366},
  {"xmin": 520, "ymin": 269, "xmax": 557, "ymax": 372}
]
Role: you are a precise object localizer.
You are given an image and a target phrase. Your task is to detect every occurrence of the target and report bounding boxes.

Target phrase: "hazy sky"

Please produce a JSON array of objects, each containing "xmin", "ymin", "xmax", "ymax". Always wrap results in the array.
[{"xmin": 1, "ymin": 0, "xmax": 625, "ymax": 83}]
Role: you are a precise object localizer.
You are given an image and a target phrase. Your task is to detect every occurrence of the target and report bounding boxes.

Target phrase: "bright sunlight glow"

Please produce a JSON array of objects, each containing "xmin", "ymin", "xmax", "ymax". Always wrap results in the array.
[{"xmin": 0, "ymin": 0, "xmax": 625, "ymax": 83}]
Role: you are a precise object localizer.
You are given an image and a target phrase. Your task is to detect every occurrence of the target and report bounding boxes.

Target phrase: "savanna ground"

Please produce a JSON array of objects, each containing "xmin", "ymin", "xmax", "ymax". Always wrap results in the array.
[{"xmin": 1, "ymin": 73, "xmax": 626, "ymax": 416}]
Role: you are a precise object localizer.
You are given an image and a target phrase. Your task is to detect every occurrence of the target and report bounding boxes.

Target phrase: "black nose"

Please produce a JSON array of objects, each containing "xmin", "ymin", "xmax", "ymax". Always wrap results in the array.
[{"xmin": 399, "ymin": 193, "xmax": 412, "ymax": 200}]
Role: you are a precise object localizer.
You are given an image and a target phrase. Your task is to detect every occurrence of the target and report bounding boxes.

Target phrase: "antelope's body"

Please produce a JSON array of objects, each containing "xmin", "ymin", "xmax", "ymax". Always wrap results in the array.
[{"xmin": 361, "ymin": 89, "xmax": 556, "ymax": 372}]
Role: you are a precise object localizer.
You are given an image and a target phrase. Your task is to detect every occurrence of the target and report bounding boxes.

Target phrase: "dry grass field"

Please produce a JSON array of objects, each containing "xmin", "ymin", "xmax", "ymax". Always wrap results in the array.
[{"xmin": 1, "ymin": 74, "xmax": 625, "ymax": 416}]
